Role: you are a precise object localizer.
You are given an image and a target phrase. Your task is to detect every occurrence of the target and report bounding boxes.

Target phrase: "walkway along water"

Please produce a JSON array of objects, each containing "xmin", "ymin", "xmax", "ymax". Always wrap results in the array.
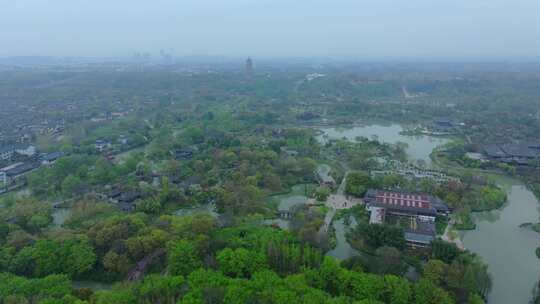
[
  {"xmin": 315, "ymin": 124, "xmax": 449, "ymax": 259},
  {"xmin": 319, "ymin": 167, "xmax": 363, "ymax": 260}
]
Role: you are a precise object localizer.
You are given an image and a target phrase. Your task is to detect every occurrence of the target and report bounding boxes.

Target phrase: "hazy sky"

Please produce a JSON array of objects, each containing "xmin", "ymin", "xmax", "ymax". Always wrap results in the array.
[{"xmin": 1, "ymin": 0, "xmax": 540, "ymax": 59}]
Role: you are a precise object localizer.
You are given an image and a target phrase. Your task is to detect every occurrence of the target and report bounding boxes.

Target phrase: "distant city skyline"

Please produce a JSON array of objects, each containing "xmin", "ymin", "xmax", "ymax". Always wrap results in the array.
[{"xmin": 1, "ymin": 0, "xmax": 540, "ymax": 60}]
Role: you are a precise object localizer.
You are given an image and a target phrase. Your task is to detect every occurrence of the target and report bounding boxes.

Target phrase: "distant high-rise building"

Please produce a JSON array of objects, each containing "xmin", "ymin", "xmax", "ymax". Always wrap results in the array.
[{"xmin": 245, "ymin": 57, "xmax": 253, "ymax": 77}]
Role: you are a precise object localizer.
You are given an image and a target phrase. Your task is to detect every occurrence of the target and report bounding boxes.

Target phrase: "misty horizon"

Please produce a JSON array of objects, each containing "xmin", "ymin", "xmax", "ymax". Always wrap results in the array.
[
  {"xmin": 3, "ymin": 2, "xmax": 540, "ymax": 303},
  {"xmin": 2, "ymin": 0, "xmax": 540, "ymax": 60}
]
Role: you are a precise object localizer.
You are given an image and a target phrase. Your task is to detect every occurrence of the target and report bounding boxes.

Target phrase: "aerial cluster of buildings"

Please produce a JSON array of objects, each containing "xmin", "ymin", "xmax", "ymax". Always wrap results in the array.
[
  {"xmin": 430, "ymin": 118, "xmax": 464, "ymax": 134},
  {"xmin": 0, "ymin": 145, "xmax": 63, "ymax": 193},
  {"xmin": 94, "ymin": 134, "xmax": 138, "ymax": 155},
  {"xmin": 483, "ymin": 143, "xmax": 540, "ymax": 165},
  {"xmin": 364, "ymin": 189, "xmax": 451, "ymax": 247},
  {"xmin": 0, "ymin": 105, "xmax": 125, "ymax": 147},
  {"xmin": 171, "ymin": 148, "xmax": 194, "ymax": 160},
  {"xmin": 0, "ymin": 113, "xmax": 65, "ymax": 145},
  {"xmin": 0, "ymin": 144, "xmax": 37, "ymax": 161},
  {"xmin": 416, "ymin": 117, "xmax": 465, "ymax": 136},
  {"xmin": 99, "ymin": 171, "xmax": 204, "ymax": 213},
  {"xmin": 103, "ymin": 189, "xmax": 143, "ymax": 212},
  {"xmin": 0, "ymin": 86, "xmax": 148, "ymax": 148}
]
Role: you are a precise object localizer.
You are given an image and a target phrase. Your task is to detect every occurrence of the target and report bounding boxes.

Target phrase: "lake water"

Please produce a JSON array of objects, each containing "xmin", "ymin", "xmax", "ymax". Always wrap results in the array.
[
  {"xmin": 317, "ymin": 124, "xmax": 449, "ymax": 166},
  {"xmin": 270, "ymin": 184, "xmax": 310, "ymax": 212},
  {"xmin": 318, "ymin": 124, "xmax": 540, "ymax": 302},
  {"xmin": 263, "ymin": 185, "xmax": 310, "ymax": 229},
  {"xmin": 462, "ymin": 177, "xmax": 540, "ymax": 304},
  {"xmin": 316, "ymin": 123, "xmax": 449, "ymax": 260}
]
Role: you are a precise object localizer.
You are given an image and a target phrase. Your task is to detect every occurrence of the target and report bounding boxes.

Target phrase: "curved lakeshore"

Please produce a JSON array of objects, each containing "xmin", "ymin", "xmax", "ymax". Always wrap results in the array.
[
  {"xmin": 316, "ymin": 123, "xmax": 449, "ymax": 167},
  {"xmin": 462, "ymin": 176, "xmax": 540, "ymax": 304},
  {"xmin": 318, "ymin": 123, "xmax": 540, "ymax": 303}
]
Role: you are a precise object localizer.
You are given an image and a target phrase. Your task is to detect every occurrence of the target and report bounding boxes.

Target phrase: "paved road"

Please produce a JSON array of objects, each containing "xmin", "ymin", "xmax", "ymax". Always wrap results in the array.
[
  {"xmin": 319, "ymin": 208, "xmax": 336, "ymax": 234},
  {"xmin": 337, "ymin": 171, "xmax": 347, "ymax": 195},
  {"xmin": 319, "ymin": 171, "xmax": 362, "ymax": 234}
]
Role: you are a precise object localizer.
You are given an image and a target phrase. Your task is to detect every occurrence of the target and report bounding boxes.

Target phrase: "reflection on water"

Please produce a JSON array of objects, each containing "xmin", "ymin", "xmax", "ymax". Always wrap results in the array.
[
  {"xmin": 473, "ymin": 210, "xmax": 502, "ymax": 223},
  {"xmin": 317, "ymin": 124, "xmax": 449, "ymax": 166},
  {"xmin": 462, "ymin": 180, "xmax": 540, "ymax": 304},
  {"xmin": 270, "ymin": 185, "xmax": 310, "ymax": 211},
  {"xmin": 326, "ymin": 217, "xmax": 360, "ymax": 260},
  {"xmin": 263, "ymin": 185, "xmax": 310, "ymax": 230}
]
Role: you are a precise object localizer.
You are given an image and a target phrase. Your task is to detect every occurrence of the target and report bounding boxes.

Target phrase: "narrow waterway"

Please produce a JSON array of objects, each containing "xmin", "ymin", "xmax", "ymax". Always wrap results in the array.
[
  {"xmin": 462, "ymin": 177, "xmax": 540, "ymax": 304},
  {"xmin": 327, "ymin": 217, "xmax": 360, "ymax": 260}
]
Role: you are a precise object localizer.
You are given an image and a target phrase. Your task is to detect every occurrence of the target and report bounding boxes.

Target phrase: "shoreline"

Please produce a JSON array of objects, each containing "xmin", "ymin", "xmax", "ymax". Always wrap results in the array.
[{"xmin": 441, "ymin": 219, "xmax": 465, "ymax": 250}]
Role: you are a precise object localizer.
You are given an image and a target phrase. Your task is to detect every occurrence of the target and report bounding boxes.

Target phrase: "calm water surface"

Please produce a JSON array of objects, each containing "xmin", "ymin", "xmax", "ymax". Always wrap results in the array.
[
  {"xmin": 317, "ymin": 124, "xmax": 449, "ymax": 260},
  {"xmin": 263, "ymin": 185, "xmax": 310, "ymax": 229},
  {"xmin": 326, "ymin": 217, "xmax": 360, "ymax": 260},
  {"xmin": 318, "ymin": 124, "xmax": 448, "ymax": 166},
  {"xmin": 462, "ymin": 177, "xmax": 540, "ymax": 304},
  {"xmin": 271, "ymin": 184, "xmax": 310, "ymax": 211},
  {"xmin": 319, "ymin": 124, "xmax": 540, "ymax": 302}
]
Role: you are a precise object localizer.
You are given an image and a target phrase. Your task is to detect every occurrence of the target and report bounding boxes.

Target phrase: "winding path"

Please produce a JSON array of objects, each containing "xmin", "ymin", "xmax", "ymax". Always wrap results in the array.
[{"xmin": 318, "ymin": 170, "xmax": 349, "ymax": 234}]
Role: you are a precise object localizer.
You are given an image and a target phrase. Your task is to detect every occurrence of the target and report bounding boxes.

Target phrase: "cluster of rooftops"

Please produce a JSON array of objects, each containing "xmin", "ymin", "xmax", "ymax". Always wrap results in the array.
[
  {"xmin": 365, "ymin": 189, "xmax": 451, "ymax": 216},
  {"xmin": 0, "ymin": 151, "xmax": 64, "ymax": 190},
  {"xmin": 431, "ymin": 117, "xmax": 463, "ymax": 133},
  {"xmin": 484, "ymin": 143, "xmax": 540, "ymax": 165},
  {"xmin": 364, "ymin": 189, "xmax": 451, "ymax": 247}
]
